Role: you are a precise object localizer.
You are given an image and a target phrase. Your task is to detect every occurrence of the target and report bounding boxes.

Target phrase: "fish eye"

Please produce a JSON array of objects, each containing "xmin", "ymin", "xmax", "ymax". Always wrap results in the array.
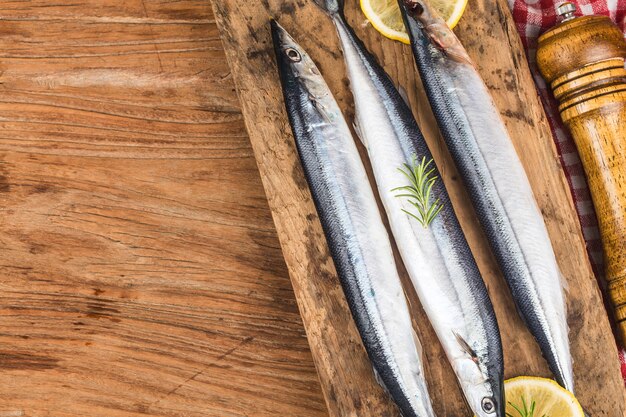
[
  {"xmin": 285, "ymin": 48, "xmax": 301, "ymax": 62},
  {"xmin": 481, "ymin": 397, "xmax": 496, "ymax": 414}
]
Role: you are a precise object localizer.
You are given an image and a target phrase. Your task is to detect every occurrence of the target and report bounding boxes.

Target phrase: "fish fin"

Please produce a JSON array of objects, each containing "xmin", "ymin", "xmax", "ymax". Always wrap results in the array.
[
  {"xmin": 558, "ymin": 270, "xmax": 571, "ymax": 342},
  {"xmin": 453, "ymin": 331, "xmax": 479, "ymax": 364},
  {"xmin": 352, "ymin": 120, "xmax": 367, "ymax": 147},
  {"xmin": 398, "ymin": 85, "xmax": 411, "ymax": 109},
  {"xmin": 312, "ymin": 98, "xmax": 334, "ymax": 125},
  {"xmin": 371, "ymin": 366, "xmax": 391, "ymax": 395},
  {"xmin": 559, "ymin": 269, "xmax": 570, "ymax": 295},
  {"xmin": 412, "ymin": 327, "xmax": 424, "ymax": 360},
  {"xmin": 403, "ymin": 289, "xmax": 424, "ymax": 360}
]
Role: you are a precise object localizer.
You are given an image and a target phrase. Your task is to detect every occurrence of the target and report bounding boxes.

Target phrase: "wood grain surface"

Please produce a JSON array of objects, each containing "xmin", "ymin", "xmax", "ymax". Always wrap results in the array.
[
  {"xmin": 212, "ymin": 0, "xmax": 626, "ymax": 416},
  {"xmin": 0, "ymin": 1, "xmax": 328, "ymax": 416}
]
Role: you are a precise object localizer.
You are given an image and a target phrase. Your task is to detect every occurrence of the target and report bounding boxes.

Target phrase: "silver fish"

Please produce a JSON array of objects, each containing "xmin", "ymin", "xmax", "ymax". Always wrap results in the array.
[
  {"xmin": 313, "ymin": 2, "xmax": 505, "ymax": 416},
  {"xmin": 398, "ymin": 0, "xmax": 575, "ymax": 393},
  {"xmin": 271, "ymin": 20, "xmax": 436, "ymax": 417}
]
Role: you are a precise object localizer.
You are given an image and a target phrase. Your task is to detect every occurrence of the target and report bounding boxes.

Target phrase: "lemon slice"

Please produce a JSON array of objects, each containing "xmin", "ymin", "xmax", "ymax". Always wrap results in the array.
[
  {"xmin": 360, "ymin": 0, "xmax": 467, "ymax": 44},
  {"xmin": 505, "ymin": 376, "xmax": 584, "ymax": 417}
]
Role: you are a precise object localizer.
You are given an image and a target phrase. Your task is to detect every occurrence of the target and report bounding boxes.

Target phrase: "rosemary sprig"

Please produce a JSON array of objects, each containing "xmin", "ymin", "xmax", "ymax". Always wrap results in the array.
[
  {"xmin": 391, "ymin": 155, "xmax": 443, "ymax": 228},
  {"xmin": 506, "ymin": 397, "xmax": 549, "ymax": 417}
]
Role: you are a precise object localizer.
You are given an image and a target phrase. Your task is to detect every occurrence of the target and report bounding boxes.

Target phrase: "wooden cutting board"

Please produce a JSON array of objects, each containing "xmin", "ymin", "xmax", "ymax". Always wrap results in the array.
[{"xmin": 211, "ymin": 0, "xmax": 626, "ymax": 415}]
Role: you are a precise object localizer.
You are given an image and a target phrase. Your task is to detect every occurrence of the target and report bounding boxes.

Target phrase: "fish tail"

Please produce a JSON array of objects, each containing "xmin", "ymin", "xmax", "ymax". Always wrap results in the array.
[{"xmin": 312, "ymin": 0, "xmax": 344, "ymax": 16}]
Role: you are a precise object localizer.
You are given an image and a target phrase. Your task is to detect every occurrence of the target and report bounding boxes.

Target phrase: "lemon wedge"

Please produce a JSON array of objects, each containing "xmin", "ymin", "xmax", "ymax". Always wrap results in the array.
[
  {"xmin": 505, "ymin": 376, "xmax": 584, "ymax": 417},
  {"xmin": 360, "ymin": 0, "xmax": 467, "ymax": 44}
]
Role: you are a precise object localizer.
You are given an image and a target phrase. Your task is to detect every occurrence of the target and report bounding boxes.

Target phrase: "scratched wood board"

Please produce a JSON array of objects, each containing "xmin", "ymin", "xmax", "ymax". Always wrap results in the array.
[
  {"xmin": 212, "ymin": 0, "xmax": 626, "ymax": 415},
  {"xmin": 0, "ymin": 1, "xmax": 328, "ymax": 416}
]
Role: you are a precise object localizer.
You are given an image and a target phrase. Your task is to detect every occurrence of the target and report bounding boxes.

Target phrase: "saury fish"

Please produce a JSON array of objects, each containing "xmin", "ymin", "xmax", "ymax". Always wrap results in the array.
[
  {"xmin": 271, "ymin": 20, "xmax": 436, "ymax": 417},
  {"xmin": 313, "ymin": 2, "xmax": 505, "ymax": 417},
  {"xmin": 398, "ymin": 0, "xmax": 575, "ymax": 394}
]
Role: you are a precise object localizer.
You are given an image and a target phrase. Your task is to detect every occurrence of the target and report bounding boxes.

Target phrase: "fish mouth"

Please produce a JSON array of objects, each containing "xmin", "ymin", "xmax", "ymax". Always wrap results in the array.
[
  {"xmin": 397, "ymin": 0, "xmax": 446, "ymax": 39},
  {"xmin": 270, "ymin": 20, "xmax": 298, "ymax": 53},
  {"xmin": 269, "ymin": 18, "xmax": 284, "ymax": 38},
  {"xmin": 270, "ymin": 19, "xmax": 306, "ymax": 66},
  {"xmin": 403, "ymin": 0, "xmax": 425, "ymax": 18},
  {"xmin": 396, "ymin": 0, "xmax": 422, "ymax": 42},
  {"xmin": 494, "ymin": 378, "xmax": 506, "ymax": 417},
  {"xmin": 270, "ymin": 19, "xmax": 286, "ymax": 52}
]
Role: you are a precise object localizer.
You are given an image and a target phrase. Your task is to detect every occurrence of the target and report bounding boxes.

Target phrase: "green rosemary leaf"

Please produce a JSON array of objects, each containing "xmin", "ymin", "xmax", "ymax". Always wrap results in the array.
[
  {"xmin": 430, "ymin": 202, "xmax": 443, "ymax": 219},
  {"xmin": 390, "ymin": 185, "xmax": 413, "ymax": 192},
  {"xmin": 509, "ymin": 401, "xmax": 525, "ymax": 417},
  {"xmin": 398, "ymin": 165, "xmax": 419, "ymax": 188},
  {"xmin": 522, "ymin": 396, "xmax": 529, "ymax": 416},
  {"xmin": 401, "ymin": 208, "xmax": 424, "ymax": 223},
  {"xmin": 392, "ymin": 154, "xmax": 444, "ymax": 228},
  {"xmin": 424, "ymin": 177, "xmax": 437, "ymax": 205},
  {"xmin": 390, "ymin": 187, "xmax": 416, "ymax": 194},
  {"xmin": 425, "ymin": 200, "xmax": 442, "ymax": 221},
  {"xmin": 507, "ymin": 397, "xmax": 550, "ymax": 417}
]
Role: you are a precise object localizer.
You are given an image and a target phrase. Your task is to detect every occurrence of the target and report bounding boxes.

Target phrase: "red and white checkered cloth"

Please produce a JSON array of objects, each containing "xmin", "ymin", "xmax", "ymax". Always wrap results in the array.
[{"xmin": 506, "ymin": 0, "xmax": 626, "ymax": 381}]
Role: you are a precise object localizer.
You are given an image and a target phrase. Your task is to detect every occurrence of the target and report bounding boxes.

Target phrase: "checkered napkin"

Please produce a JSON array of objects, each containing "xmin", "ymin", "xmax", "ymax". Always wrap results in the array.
[{"xmin": 506, "ymin": 0, "xmax": 626, "ymax": 381}]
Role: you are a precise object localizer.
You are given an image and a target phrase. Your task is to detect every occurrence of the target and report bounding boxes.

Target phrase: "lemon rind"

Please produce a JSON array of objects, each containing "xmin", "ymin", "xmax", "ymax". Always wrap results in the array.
[
  {"xmin": 505, "ymin": 376, "xmax": 585, "ymax": 417},
  {"xmin": 359, "ymin": 0, "xmax": 468, "ymax": 46},
  {"xmin": 360, "ymin": 0, "xmax": 411, "ymax": 44}
]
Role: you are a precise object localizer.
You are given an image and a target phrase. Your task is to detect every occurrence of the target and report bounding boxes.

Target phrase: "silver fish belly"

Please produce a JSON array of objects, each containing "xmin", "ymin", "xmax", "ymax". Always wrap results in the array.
[
  {"xmin": 312, "ymin": 2, "xmax": 506, "ymax": 417},
  {"xmin": 271, "ymin": 20, "xmax": 436, "ymax": 417},
  {"xmin": 399, "ymin": 0, "xmax": 575, "ymax": 393}
]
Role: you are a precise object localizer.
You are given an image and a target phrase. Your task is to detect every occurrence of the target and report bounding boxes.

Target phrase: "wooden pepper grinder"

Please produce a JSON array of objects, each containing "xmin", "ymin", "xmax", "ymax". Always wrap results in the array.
[{"xmin": 537, "ymin": 3, "xmax": 626, "ymax": 343}]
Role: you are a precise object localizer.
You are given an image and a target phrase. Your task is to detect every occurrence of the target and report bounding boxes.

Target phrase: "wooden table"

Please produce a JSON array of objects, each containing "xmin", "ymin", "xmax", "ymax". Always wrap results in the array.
[{"xmin": 0, "ymin": 1, "xmax": 327, "ymax": 416}]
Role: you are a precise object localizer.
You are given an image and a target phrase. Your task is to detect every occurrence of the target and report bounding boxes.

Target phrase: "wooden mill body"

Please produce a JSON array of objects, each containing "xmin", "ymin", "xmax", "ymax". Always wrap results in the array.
[{"xmin": 537, "ymin": 14, "xmax": 626, "ymax": 342}]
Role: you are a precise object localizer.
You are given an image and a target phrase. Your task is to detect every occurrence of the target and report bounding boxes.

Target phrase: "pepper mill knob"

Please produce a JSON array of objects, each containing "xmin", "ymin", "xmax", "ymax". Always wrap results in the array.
[{"xmin": 557, "ymin": 2, "xmax": 577, "ymax": 22}]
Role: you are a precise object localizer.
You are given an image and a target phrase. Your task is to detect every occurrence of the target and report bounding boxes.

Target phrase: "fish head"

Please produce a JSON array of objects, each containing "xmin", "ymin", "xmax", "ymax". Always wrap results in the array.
[
  {"xmin": 397, "ymin": 0, "xmax": 472, "ymax": 64},
  {"xmin": 456, "ymin": 358, "xmax": 505, "ymax": 417},
  {"xmin": 271, "ymin": 20, "xmax": 340, "ymax": 124},
  {"xmin": 270, "ymin": 20, "xmax": 330, "ymax": 103}
]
